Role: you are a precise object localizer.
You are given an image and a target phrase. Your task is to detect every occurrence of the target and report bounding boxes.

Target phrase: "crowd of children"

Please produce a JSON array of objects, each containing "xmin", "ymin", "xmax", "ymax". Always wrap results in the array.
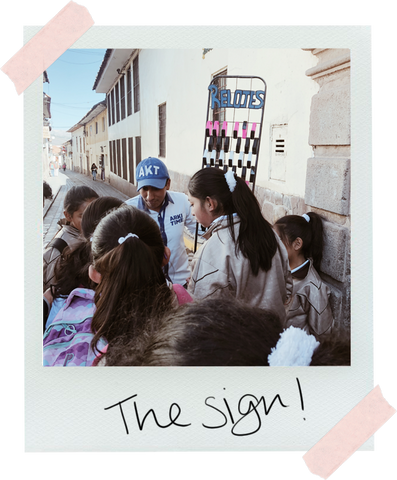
[{"xmin": 42, "ymin": 159, "xmax": 349, "ymax": 367}]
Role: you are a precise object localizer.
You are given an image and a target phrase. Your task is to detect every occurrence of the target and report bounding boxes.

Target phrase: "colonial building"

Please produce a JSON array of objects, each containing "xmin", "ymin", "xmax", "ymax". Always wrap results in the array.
[
  {"xmin": 93, "ymin": 49, "xmax": 142, "ymax": 195},
  {"xmin": 84, "ymin": 100, "xmax": 108, "ymax": 179},
  {"xmin": 92, "ymin": 48, "xmax": 351, "ymax": 340},
  {"xmin": 62, "ymin": 139, "xmax": 72, "ymax": 169},
  {"xmin": 67, "ymin": 100, "xmax": 107, "ymax": 176},
  {"xmin": 67, "ymin": 123, "xmax": 85, "ymax": 173}
]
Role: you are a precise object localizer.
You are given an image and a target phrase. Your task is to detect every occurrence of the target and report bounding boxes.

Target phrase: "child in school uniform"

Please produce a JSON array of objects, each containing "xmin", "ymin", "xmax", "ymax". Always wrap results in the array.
[
  {"xmin": 43, "ymin": 196, "xmax": 124, "ymax": 332},
  {"xmin": 43, "ymin": 205, "xmax": 192, "ymax": 366},
  {"xmin": 43, "ymin": 185, "xmax": 98, "ymax": 292},
  {"xmin": 187, "ymin": 167, "xmax": 292, "ymax": 324},
  {"xmin": 274, "ymin": 211, "xmax": 334, "ymax": 341}
]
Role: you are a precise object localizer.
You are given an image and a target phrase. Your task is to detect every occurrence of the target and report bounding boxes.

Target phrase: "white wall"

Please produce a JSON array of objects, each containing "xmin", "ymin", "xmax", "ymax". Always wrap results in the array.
[{"xmin": 137, "ymin": 48, "xmax": 318, "ymax": 197}]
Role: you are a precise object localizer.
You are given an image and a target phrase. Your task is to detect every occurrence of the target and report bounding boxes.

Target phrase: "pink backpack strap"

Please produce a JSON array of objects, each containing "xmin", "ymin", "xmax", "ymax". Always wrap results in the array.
[{"xmin": 172, "ymin": 284, "xmax": 193, "ymax": 305}]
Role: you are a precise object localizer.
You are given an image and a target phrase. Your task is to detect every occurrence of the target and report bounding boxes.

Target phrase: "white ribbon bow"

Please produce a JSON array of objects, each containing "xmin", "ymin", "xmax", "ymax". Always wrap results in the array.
[
  {"xmin": 224, "ymin": 170, "xmax": 237, "ymax": 192},
  {"xmin": 118, "ymin": 233, "xmax": 139, "ymax": 244}
]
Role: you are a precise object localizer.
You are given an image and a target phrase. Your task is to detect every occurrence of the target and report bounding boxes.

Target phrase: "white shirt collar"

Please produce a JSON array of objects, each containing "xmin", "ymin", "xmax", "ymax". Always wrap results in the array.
[{"xmin": 291, "ymin": 258, "xmax": 310, "ymax": 274}]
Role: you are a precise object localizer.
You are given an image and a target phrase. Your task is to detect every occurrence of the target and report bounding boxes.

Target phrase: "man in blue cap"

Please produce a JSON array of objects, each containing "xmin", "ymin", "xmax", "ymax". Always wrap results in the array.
[{"xmin": 125, "ymin": 157, "xmax": 197, "ymax": 287}]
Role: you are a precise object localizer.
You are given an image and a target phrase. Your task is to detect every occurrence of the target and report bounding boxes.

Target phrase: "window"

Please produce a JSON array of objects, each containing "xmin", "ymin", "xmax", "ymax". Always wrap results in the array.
[
  {"xmin": 127, "ymin": 66, "xmax": 132, "ymax": 116},
  {"xmin": 135, "ymin": 136, "xmax": 141, "ymax": 165},
  {"xmin": 109, "ymin": 140, "xmax": 113, "ymax": 172},
  {"xmin": 270, "ymin": 124, "xmax": 288, "ymax": 182},
  {"xmin": 133, "ymin": 56, "xmax": 140, "ymax": 113},
  {"xmin": 102, "ymin": 116, "xmax": 105, "ymax": 132},
  {"xmin": 122, "ymin": 138, "xmax": 127, "ymax": 180},
  {"xmin": 128, "ymin": 137, "xmax": 134, "ymax": 183},
  {"xmin": 107, "ymin": 94, "xmax": 111, "ymax": 126},
  {"xmin": 111, "ymin": 89, "xmax": 115, "ymax": 125},
  {"xmin": 212, "ymin": 69, "xmax": 227, "ymax": 125},
  {"xmin": 158, "ymin": 103, "xmax": 166, "ymax": 158},
  {"xmin": 115, "ymin": 83, "xmax": 120, "ymax": 123},
  {"xmin": 120, "ymin": 76, "xmax": 126, "ymax": 120},
  {"xmin": 96, "ymin": 122, "xmax": 98, "ymax": 134},
  {"xmin": 90, "ymin": 125, "xmax": 92, "ymax": 136},
  {"xmin": 116, "ymin": 139, "xmax": 121, "ymax": 176}
]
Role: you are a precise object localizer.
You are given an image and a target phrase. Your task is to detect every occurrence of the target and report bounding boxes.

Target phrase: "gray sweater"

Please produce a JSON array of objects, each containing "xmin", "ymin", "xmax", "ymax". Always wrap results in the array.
[{"xmin": 188, "ymin": 216, "xmax": 293, "ymax": 323}]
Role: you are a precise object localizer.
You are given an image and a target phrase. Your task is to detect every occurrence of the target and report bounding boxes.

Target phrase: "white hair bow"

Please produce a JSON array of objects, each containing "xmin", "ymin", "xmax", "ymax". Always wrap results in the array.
[
  {"xmin": 118, "ymin": 233, "xmax": 139, "ymax": 244},
  {"xmin": 224, "ymin": 170, "xmax": 237, "ymax": 192}
]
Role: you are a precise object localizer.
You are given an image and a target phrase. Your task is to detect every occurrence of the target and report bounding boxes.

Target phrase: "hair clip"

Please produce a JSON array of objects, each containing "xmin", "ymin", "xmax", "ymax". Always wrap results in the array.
[
  {"xmin": 118, "ymin": 233, "xmax": 139, "ymax": 244},
  {"xmin": 302, "ymin": 214, "xmax": 310, "ymax": 223}
]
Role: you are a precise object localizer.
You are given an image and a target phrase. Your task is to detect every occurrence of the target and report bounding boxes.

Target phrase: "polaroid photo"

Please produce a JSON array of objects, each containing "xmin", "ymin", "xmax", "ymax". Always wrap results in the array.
[{"xmin": 22, "ymin": 25, "xmax": 373, "ymax": 453}]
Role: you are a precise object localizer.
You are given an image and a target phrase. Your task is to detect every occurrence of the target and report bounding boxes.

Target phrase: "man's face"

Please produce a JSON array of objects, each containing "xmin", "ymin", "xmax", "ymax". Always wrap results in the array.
[{"xmin": 139, "ymin": 179, "xmax": 170, "ymax": 212}]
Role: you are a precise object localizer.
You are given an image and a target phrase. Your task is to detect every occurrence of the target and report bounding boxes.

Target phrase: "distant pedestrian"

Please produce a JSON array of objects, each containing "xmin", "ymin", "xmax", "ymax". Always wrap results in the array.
[
  {"xmin": 91, "ymin": 163, "xmax": 98, "ymax": 181},
  {"xmin": 43, "ymin": 185, "xmax": 99, "ymax": 292},
  {"xmin": 101, "ymin": 166, "xmax": 105, "ymax": 181},
  {"xmin": 62, "ymin": 162, "xmax": 66, "ymax": 172},
  {"xmin": 49, "ymin": 160, "xmax": 54, "ymax": 177}
]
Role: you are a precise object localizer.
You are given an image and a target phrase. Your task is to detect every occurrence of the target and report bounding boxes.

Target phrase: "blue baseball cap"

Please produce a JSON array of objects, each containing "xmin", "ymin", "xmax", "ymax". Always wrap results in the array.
[{"xmin": 136, "ymin": 157, "xmax": 170, "ymax": 190}]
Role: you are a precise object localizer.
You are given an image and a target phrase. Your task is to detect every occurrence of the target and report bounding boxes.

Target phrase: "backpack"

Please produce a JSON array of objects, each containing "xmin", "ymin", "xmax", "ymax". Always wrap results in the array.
[{"xmin": 43, "ymin": 288, "xmax": 107, "ymax": 367}]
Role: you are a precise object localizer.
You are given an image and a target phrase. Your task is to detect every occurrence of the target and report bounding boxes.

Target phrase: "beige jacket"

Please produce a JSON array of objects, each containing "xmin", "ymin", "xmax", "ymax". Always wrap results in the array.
[
  {"xmin": 188, "ymin": 216, "xmax": 293, "ymax": 323},
  {"xmin": 285, "ymin": 259, "xmax": 334, "ymax": 340},
  {"xmin": 43, "ymin": 222, "xmax": 81, "ymax": 292}
]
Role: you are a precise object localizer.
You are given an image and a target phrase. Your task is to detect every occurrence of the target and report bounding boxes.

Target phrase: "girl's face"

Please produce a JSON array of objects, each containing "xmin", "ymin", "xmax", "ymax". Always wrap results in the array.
[
  {"xmin": 188, "ymin": 193, "xmax": 217, "ymax": 228},
  {"xmin": 65, "ymin": 198, "xmax": 96, "ymax": 231}
]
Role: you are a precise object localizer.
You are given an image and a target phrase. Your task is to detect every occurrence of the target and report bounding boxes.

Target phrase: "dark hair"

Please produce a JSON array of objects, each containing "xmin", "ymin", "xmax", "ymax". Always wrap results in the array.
[
  {"xmin": 90, "ymin": 205, "xmax": 174, "ymax": 353},
  {"xmin": 105, "ymin": 298, "xmax": 350, "ymax": 367},
  {"xmin": 274, "ymin": 212, "xmax": 325, "ymax": 270},
  {"xmin": 188, "ymin": 168, "xmax": 277, "ymax": 274},
  {"xmin": 51, "ymin": 196, "xmax": 123, "ymax": 299},
  {"xmin": 104, "ymin": 297, "xmax": 283, "ymax": 366},
  {"xmin": 311, "ymin": 339, "xmax": 351, "ymax": 366},
  {"xmin": 63, "ymin": 185, "xmax": 99, "ymax": 217},
  {"xmin": 43, "ymin": 181, "xmax": 53, "ymax": 200}
]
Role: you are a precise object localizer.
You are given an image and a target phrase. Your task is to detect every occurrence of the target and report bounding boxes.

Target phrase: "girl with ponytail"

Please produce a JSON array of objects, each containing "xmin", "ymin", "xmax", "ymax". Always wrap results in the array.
[
  {"xmin": 43, "ymin": 204, "xmax": 191, "ymax": 367},
  {"xmin": 274, "ymin": 211, "xmax": 334, "ymax": 340},
  {"xmin": 89, "ymin": 204, "xmax": 184, "ymax": 354},
  {"xmin": 187, "ymin": 168, "xmax": 292, "ymax": 323}
]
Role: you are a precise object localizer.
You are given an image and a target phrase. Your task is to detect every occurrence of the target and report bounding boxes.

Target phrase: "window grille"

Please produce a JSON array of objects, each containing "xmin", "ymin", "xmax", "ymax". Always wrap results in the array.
[
  {"xmin": 115, "ymin": 83, "xmax": 120, "ymax": 123},
  {"xmin": 128, "ymin": 137, "xmax": 134, "ymax": 183},
  {"xmin": 127, "ymin": 67, "xmax": 132, "ymax": 116},
  {"xmin": 120, "ymin": 76, "xmax": 126, "ymax": 120},
  {"xmin": 159, "ymin": 103, "xmax": 166, "ymax": 158},
  {"xmin": 133, "ymin": 56, "xmax": 140, "ymax": 113}
]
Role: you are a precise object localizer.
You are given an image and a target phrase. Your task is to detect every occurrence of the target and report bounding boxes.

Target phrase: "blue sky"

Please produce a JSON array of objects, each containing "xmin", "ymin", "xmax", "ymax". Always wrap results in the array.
[{"xmin": 43, "ymin": 49, "xmax": 107, "ymax": 143}]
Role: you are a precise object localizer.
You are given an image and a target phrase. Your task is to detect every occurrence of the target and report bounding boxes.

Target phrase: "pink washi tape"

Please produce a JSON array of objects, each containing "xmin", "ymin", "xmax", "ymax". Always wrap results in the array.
[
  {"xmin": 303, "ymin": 385, "xmax": 396, "ymax": 479},
  {"xmin": 1, "ymin": 1, "xmax": 94, "ymax": 95}
]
